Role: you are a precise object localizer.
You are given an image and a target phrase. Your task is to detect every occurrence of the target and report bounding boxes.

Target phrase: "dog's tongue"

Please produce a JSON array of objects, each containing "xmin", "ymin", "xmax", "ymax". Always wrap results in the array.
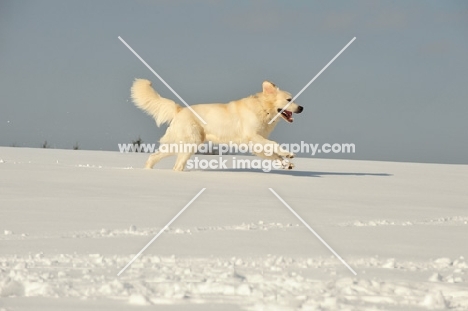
[{"xmin": 282, "ymin": 110, "xmax": 293, "ymax": 122}]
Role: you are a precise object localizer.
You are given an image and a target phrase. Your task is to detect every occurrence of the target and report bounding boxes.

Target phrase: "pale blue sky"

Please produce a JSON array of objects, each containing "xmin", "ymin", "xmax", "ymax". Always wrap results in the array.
[{"xmin": 1, "ymin": 0, "xmax": 467, "ymax": 164}]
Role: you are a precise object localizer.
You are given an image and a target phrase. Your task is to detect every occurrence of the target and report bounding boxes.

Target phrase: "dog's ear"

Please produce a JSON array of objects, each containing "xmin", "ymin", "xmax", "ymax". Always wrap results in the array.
[{"xmin": 262, "ymin": 81, "xmax": 277, "ymax": 95}]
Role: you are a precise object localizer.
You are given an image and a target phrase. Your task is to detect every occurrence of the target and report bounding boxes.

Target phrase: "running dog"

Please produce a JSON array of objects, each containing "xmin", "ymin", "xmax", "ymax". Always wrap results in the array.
[{"xmin": 130, "ymin": 79, "xmax": 303, "ymax": 171}]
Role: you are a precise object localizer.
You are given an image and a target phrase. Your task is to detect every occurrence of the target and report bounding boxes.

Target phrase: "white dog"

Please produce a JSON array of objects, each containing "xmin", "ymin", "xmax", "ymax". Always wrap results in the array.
[{"xmin": 131, "ymin": 79, "xmax": 303, "ymax": 171}]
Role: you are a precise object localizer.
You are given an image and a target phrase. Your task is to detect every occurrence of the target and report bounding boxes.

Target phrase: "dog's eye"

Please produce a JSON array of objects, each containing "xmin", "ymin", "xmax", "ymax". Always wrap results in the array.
[{"xmin": 286, "ymin": 98, "xmax": 292, "ymax": 102}]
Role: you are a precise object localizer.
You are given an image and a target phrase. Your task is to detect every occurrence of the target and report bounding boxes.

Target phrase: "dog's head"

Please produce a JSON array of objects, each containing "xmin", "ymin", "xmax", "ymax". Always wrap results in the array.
[{"xmin": 262, "ymin": 81, "xmax": 303, "ymax": 123}]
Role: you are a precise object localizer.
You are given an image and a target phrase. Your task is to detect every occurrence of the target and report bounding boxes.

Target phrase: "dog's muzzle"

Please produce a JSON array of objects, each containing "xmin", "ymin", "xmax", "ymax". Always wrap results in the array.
[{"xmin": 277, "ymin": 106, "xmax": 303, "ymax": 123}]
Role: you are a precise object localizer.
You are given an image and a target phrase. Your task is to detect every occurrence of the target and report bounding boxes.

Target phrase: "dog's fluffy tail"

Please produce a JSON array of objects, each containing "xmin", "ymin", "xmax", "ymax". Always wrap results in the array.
[{"xmin": 131, "ymin": 79, "xmax": 181, "ymax": 126}]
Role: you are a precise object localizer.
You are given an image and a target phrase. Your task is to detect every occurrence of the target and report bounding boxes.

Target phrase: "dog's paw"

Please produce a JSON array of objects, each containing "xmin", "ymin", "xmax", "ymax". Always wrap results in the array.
[
  {"xmin": 281, "ymin": 159, "xmax": 295, "ymax": 170},
  {"xmin": 277, "ymin": 147, "xmax": 294, "ymax": 158}
]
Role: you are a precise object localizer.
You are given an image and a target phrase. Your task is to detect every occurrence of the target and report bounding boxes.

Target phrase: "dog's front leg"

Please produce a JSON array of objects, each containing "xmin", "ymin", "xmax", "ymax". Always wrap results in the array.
[
  {"xmin": 277, "ymin": 147, "xmax": 295, "ymax": 159},
  {"xmin": 249, "ymin": 135, "xmax": 294, "ymax": 158},
  {"xmin": 249, "ymin": 135, "xmax": 295, "ymax": 169}
]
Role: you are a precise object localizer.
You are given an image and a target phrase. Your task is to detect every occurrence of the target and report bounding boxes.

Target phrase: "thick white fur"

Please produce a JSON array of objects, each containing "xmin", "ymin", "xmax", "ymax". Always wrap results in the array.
[
  {"xmin": 130, "ymin": 79, "xmax": 302, "ymax": 171},
  {"xmin": 131, "ymin": 79, "xmax": 181, "ymax": 127}
]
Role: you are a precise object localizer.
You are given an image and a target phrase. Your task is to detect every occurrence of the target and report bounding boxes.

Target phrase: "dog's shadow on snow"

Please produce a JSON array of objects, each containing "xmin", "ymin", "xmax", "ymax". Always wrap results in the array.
[{"xmin": 202, "ymin": 168, "xmax": 392, "ymax": 178}]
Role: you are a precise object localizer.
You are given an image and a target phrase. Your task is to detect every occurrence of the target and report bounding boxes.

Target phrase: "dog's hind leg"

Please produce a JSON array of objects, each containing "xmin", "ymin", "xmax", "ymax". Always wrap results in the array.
[
  {"xmin": 145, "ymin": 151, "xmax": 174, "ymax": 169},
  {"xmin": 173, "ymin": 153, "xmax": 193, "ymax": 171}
]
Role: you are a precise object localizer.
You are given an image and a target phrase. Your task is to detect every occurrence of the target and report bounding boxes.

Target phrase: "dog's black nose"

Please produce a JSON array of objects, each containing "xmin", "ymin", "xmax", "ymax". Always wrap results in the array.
[{"xmin": 296, "ymin": 106, "xmax": 304, "ymax": 113}]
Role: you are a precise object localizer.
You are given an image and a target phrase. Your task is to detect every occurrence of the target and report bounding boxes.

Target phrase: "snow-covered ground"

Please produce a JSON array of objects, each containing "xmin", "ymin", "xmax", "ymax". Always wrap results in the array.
[{"xmin": 0, "ymin": 147, "xmax": 467, "ymax": 310}]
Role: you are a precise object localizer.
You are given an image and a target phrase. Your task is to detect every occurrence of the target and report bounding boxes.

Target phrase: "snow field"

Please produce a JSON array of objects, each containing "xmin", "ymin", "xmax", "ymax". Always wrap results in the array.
[{"xmin": 1, "ymin": 147, "xmax": 467, "ymax": 310}]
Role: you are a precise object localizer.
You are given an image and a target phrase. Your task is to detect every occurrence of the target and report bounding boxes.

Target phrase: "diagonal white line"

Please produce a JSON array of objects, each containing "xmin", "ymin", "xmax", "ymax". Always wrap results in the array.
[
  {"xmin": 118, "ymin": 36, "xmax": 207, "ymax": 125},
  {"xmin": 117, "ymin": 188, "xmax": 206, "ymax": 276},
  {"xmin": 269, "ymin": 37, "xmax": 356, "ymax": 124},
  {"xmin": 268, "ymin": 188, "xmax": 357, "ymax": 275}
]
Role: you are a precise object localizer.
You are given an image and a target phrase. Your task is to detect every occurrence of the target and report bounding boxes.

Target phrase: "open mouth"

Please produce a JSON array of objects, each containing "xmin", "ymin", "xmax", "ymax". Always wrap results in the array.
[{"xmin": 277, "ymin": 109, "xmax": 293, "ymax": 123}]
